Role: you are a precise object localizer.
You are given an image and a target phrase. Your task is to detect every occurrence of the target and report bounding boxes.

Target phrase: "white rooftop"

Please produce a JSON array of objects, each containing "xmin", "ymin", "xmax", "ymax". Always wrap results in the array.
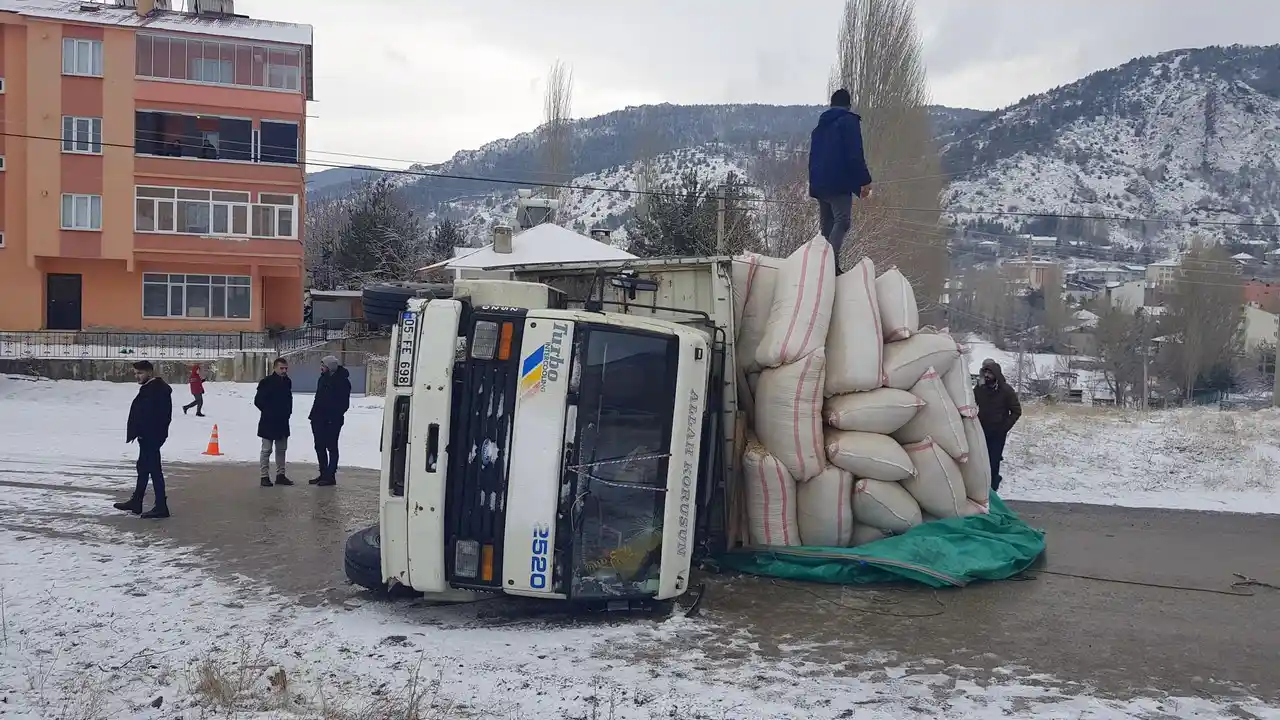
[
  {"xmin": 447, "ymin": 224, "xmax": 636, "ymax": 270},
  {"xmin": 0, "ymin": 0, "xmax": 313, "ymax": 45},
  {"xmin": 1231, "ymin": 253, "xmax": 1257, "ymax": 261}
]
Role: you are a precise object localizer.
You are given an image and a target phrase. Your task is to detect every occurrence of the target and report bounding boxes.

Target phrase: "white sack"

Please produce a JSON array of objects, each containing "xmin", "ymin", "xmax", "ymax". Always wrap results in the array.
[
  {"xmin": 943, "ymin": 354, "xmax": 977, "ymax": 418},
  {"xmin": 755, "ymin": 237, "xmax": 836, "ymax": 369},
  {"xmin": 875, "ymin": 267, "xmax": 919, "ymax": 341},
  {"xmin": 893, "ymin": 367, "xmax": 969, "ymax": 462},
  {"xmin": 755, "ymin": 350, "xmax": 827, "ymax": 481},
  {"xmin": 852, "ymin": 478, "xmax": 923, "ymax": 534},
  {"xmin": 922, "ymin": 500, "xmax": 989, "ymax": 524},
  {"xmin": 824, "ymin": 388, "xmax": 923, "ymax": 434},
  {"xmin": 742, "ymin": 437, "xmax": 800, "ymax": 547},
  {"xmin": 824, "ymin": 257, "xmax": 884, "ymax": 394},
  {"xmin": 900, "ymin": 437, "xmax": 968, "ymax": 519},
  {"xmin": 883, "ymin": 333, "xmax": 962, "ymax": 390},
  {"xmin": 797, "ymin": 466, "xmax": 855, "ymax": 547},
  {"xmin": 734, "ymin": 253, "xmax": 782, "ymax": 373},
  {"xmin": 852, "ymin": 523, "xmax": 893, "ymax": 546},
  {"xmin": 960, "ymin": 416, "xmax": 992, "ymax": 503},
  {"xmin": 825, "ymin": 429, "xmax": 915, "ymax": 482}
]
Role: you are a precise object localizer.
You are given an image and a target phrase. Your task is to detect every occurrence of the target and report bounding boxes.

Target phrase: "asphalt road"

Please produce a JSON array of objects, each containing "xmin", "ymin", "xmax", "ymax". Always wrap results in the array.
[{"xmin": 64, "ymin": 462, "xmax": 1280, "ymax": 705}]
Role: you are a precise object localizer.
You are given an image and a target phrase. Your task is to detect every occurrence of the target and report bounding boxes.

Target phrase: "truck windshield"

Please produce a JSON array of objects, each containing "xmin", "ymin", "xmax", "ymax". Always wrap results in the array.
[{"xmin": 570, "ymin": 326, "xmax": 678, "ymax": 599}]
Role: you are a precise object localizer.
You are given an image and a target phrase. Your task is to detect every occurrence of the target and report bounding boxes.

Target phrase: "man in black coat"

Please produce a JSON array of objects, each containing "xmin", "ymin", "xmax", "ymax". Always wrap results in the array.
[
  {"xmin": 114, "ymin": 360, "xmax": 173, "ymax": 519},
  {"xmin": 309, "ymin": 355, "xmax": 352, "ymax": 486},
  {"xmin": 808, "ymin": 88, "xmax": 873, "ymax": 274},
  {"xmin": 974, "ymin": 359, "xmax": 1022, "ymax": 493},
  {"xmin": 255, "ymin": 357, "xmax": 294, "ymax": 487}
]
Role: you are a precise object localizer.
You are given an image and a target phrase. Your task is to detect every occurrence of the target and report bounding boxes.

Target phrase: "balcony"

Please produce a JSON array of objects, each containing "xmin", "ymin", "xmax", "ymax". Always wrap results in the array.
[{"xmin": 135, "ymin": 111, "xmax": 299, "ymax": 165}]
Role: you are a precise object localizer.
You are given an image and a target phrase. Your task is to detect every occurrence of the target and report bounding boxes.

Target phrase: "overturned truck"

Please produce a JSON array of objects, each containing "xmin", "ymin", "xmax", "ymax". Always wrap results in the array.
[{"xmin": 344, "ymin": 247, "xmax": 1044, "ymax": 606}]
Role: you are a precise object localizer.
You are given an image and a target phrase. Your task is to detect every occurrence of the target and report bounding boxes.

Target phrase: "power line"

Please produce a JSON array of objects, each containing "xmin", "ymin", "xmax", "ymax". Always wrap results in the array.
[{"xmin": 6, "ymin": 127, "xmax": 1280, "ymax": 230}]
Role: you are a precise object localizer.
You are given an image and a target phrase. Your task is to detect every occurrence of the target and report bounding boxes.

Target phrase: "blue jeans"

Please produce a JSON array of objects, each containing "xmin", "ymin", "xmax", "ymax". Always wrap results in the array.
[{"xmin": 817, "ymin": 193, "xmax": 853, "ymax": 268}]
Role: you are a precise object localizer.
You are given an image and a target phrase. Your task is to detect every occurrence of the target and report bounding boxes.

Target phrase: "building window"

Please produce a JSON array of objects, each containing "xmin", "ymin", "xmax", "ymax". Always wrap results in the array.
[
  {"xmin": 135, "ymin": 186, "xmax": 295, "ymax": 239},
  {"xmin": 143, "ymin": 273, "xmax": 252, "ymax": 319},
  {"xmin": 61, "ymin": 194, "xmax": 103, "ymax": 231},
  {"xmin": 258, "ymin": 120, "xmax": 299, "ymax": 164},
  {"xmin": 62, "ymin": 116, "xmax": 103, "ymax": 154},
  {"xmin": 0, "ymin": 232, "xmax": 5, "ymax": 249},
  {"xmin": 63, "ymin": 38, "xmax": 104, "ymax": 77},
  {"xmin": 135, "ymin": 34, "xmax": 302, "ymax": 93},
  {"xmin": 135, "ymin": 111, "xmax": 259, "ymax": 163}
]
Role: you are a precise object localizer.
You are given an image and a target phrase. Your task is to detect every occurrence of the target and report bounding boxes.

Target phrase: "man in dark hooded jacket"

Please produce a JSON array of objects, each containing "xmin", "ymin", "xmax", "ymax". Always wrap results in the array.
[
  {"xmin": 974, "ymin": 359, "xmax": 1022, "ymax": 492},
  {"xmin": 115, "ymin": 360, "xmax": 173, "ymax": 519},
  {"xmin": 808, "ymin": 88, "xmax": 873, "ymax": 273},
  {"xmin": 308, "ymin": 355, "xmax": 352, "ymax": 486},
  {"xmin": 255, "ymin": 358, "xmax": 294, "ymax": 487}
]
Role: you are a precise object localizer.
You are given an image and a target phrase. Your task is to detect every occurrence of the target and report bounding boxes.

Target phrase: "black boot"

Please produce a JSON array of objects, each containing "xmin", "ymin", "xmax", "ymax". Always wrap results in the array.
[
  {"xmin": 260, "ymin": 476, "xmax": 274, "ymax": 487},
  {"xmin": 275, "ymin": 473, "xmax": 295, "ymax": 486},
  {"xmin": 113, "ymin": 496, "xmax": 144, "ymax": 514},
  {"xmin": 316, "ymin": 474, "xmax": 336, "ymax": 487},
  {"xmin": 141, "ymin": 504, "xmax": 170, "ymax": 519}
]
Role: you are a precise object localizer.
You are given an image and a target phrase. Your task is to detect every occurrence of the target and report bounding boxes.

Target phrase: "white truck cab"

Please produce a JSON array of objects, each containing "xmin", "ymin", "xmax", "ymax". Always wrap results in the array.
[{"xmin": 369, "ymin": 278, "xmax": 713, "ymax": 605}]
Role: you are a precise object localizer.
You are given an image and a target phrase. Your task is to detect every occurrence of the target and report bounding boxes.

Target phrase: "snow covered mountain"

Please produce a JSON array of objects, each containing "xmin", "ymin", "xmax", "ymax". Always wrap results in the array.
[
  {"xmin": 308, "ymin": 44, "xmax": 1280, "ymax": 249},
  {"xmin": 943, "ymin": 45, "xmax": 1280, "ymax": 248}
]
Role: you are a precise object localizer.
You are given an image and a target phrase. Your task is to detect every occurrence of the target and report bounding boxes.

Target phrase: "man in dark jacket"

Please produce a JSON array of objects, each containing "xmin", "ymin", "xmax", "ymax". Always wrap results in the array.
[
  {"xmin": 808, "ymin": 88, "xmax": 873, "ymax": 274},
  {"xmin": 255, "ymin": 357, "xmax": 294, "ymax": 487},
  {"xmin": 309, "ymin": 355, "xmax": 352, "ymax": 486},
  {"xmin": 974, "ymin": 359, "xmax": 1022, "ymax": 493},
  {"xmin": 114, "ymin": 360, "xmax": 173, "ymax": 519}
]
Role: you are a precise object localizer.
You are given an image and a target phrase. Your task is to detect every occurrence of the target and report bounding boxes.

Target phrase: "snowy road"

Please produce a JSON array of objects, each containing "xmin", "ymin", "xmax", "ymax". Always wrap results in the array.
[{"xmin": 2, "ymin": 375, "xmax": 1279, "ymax": 719}]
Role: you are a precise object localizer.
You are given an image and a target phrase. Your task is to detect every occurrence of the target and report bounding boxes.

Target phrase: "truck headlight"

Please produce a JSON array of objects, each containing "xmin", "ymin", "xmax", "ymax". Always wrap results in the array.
[
  {"xmin": 471, "ymin": 321, "xmax": 500, "ymax": 360},
  {"xmin": 454, "ymin": 540, "xmax": 480, "ymax": 578}
]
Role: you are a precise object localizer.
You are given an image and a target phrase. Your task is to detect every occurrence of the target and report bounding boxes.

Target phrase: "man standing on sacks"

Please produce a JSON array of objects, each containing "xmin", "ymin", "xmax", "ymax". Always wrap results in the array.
[
  {"xmin": 808, "ymin": 88, "xmax": 873, "ymax": 274},
  {"xmin": 974, "ymin": 359, "xmax": 1021, "ymax": 493}
]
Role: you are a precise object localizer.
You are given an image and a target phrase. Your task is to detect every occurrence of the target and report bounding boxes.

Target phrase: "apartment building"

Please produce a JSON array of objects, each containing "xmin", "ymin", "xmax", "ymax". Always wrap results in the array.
[{"xmin": 0, "ymin": 0, "xmax": 311, "ymax": 332}]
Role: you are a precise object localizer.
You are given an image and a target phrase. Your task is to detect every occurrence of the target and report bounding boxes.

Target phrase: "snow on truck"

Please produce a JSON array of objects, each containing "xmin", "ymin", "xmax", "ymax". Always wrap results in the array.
[{"xmin": 344, "ymin": 257, "xmax": 741, "ymax": 607}]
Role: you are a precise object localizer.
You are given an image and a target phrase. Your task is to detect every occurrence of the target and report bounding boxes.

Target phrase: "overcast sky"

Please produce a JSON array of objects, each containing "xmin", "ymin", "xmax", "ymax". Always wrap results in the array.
[{"xmin": 233, "ymin": 0, "xmax": 1279, "ymax": 171}]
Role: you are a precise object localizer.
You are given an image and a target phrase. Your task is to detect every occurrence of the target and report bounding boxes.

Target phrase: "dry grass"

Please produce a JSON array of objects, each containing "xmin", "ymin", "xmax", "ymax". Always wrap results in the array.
[{"xmin": 183, "ymin": 642, "xmax": 463, "ymax": 720}]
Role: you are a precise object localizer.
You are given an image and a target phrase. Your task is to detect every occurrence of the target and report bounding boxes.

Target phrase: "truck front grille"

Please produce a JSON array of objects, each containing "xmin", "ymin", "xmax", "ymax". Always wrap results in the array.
[{"xmin": 444, "ymin": 346, "xmax": 517, "ymax": 588}]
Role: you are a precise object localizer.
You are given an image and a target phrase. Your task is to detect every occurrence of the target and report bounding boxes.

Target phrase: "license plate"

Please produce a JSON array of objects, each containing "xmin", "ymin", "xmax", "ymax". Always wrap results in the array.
[{"xmin": 394, "ymin": 312, "xmax": 418, "ymax": 387}]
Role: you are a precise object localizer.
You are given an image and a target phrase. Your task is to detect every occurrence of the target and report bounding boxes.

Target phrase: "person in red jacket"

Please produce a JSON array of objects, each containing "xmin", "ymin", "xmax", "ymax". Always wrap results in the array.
[{"xmin": 182, "ymin": 364, "xmax": 207, "ymax": 417}]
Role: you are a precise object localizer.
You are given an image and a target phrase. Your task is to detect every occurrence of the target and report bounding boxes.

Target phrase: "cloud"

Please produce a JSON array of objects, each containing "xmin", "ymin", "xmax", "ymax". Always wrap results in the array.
[{"xmin": 231, "ymin": 0, "xmax": 1277, "ymax": 169}]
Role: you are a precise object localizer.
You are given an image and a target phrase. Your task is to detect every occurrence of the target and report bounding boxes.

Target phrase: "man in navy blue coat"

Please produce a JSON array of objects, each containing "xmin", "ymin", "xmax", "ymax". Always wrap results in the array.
[{"xmin": 808, "ymin": 88, "xmax": 873, "ymax": 273}]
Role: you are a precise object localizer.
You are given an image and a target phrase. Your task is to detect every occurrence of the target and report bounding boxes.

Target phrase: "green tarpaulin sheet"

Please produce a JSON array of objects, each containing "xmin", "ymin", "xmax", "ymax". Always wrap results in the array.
[{"xmin": 719, "ymin": 491, "xmax": 1046, "ymax": 588}]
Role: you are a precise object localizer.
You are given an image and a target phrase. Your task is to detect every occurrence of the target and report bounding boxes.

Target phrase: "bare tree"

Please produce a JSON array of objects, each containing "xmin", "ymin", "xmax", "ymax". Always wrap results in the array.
[
  {"xmin": 830, "ymin": 0, "xmax": 946, "ymax": 311},
  {"xmin": 303, "ymin": 196, "xmax": 350, "ymax": 290},
  {"xmin": 632, "ymin": 119, "xmax": 661, "ymax": 223},
  {"xmin": 1157, "ymin": 240, "xmax": 1244, "ymax": 398},
  {"xmin": 968, "ymin": 266, "xmax": 1016, "ymax": 344},
  {"xmin": 541, "ymin": 60, "xmax": 575, "ymax": 214},
  {"xmin": 1040, "ymin": 264, "xmax": 1069, "ymax": 349},
  {"xmin": 758, "ymin": 143, "xmax": 820, "ymax": 255},
  {"xmin": 1092, "ymin": 303, "xmax": 1146, "ymax": 407}
]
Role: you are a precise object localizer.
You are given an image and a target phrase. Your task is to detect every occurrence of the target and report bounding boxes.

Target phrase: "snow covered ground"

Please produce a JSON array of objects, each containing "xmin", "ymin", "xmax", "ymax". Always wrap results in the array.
[{"xmin": 2, "ymin": 375, "xmax": 1279, "ymax": 718}]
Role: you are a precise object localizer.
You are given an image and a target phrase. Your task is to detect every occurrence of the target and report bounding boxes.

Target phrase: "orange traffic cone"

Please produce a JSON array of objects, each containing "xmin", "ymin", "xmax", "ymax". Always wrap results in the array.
[{"xmin": 202, "ymin": 424, "xmax": 224, "ymax": 456}]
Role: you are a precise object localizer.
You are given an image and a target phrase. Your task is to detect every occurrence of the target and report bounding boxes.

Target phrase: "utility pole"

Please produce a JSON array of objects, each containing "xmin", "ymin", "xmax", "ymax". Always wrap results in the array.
[{"xmin": 716, "ymin": 187, "xmax": 726, "ymax": 255}]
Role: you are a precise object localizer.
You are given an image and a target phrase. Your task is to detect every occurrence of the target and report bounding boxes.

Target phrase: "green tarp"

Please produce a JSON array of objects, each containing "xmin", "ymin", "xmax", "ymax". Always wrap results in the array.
[{"xmin": 719, "ymin": 492, "xmax": 1046, "ymax": 588}]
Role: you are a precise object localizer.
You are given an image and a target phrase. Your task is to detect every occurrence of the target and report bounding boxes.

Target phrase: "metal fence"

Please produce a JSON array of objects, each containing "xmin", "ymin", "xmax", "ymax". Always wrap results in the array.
[{"xmin": 0, "ymin": 320, "xmax": 379, "ymax": 361}]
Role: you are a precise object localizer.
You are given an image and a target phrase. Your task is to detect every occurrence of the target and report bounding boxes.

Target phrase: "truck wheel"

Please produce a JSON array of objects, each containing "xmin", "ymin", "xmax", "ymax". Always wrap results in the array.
[
  {"xmin": 362, "ymin": 283, "xmax": 453, "ymax": 327},
  {"xmin": 344, "ymin": 525, "xmax": 419, "ymax": 598}
]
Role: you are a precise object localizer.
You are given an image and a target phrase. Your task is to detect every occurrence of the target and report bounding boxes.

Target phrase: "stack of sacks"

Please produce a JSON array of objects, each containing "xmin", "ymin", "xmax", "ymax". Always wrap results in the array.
[
  {"xmin": 731, "ymin": 242, "xmax": 996, "ymax": 548},
  {"xmin": 733, "ymin": 237, "xmax": 835, "ymax": 546}
]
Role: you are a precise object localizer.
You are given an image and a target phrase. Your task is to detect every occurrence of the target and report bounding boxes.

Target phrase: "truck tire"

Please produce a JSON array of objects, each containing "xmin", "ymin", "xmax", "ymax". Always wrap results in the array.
[
  {"xmin": 362, "ymin": 283, "xmax": 453, "ymax": 326},
  {"xmin": 344, "ymin": 524, "xmax": 418, "ymax": 598}
]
